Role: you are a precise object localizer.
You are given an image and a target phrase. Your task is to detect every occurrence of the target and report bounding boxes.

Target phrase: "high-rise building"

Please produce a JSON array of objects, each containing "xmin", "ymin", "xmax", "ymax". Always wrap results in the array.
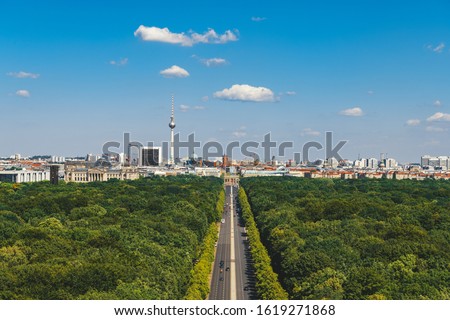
[
  {"xmin": 327, "ymin": 157, "xmax": 339, "ymax": 168},
  {"xmin": 140, "ymin": 147, "xmax": 162, "ymax": 166},
  {"xmin": 118, "ymin": 153, "xmax": 125, "ymax": 165},
  {"xmin": 428, "ymin": 157, "xmax": 440, "ymax": 167},
  {"xmin": 353, "ymin": 159, "xmax": 365, "ymax": 168},
  {"xmin": 367, "ymin": 158, "xmax": 378, "ymax": 169},
  {"xmin": 168, "ymin": 95, "xmax": 176, "ymax": 166},
  {"xmin": 50, "ymin": 165, "xmax": 59, "ymax": 185},
  {"xmin": 421, "ymin": 155, "xmax": 449, "ymax": 169},
  {"xmin": 438, "ymin": 156, "xmax": 448, "ymax": 167},
  {"xmin": 421, "ymin": 155, "xmax": 431, "ymax": 167},
  {"xmin": 384, "ymin": 158, "xmax": 397, "ymax": 169}
]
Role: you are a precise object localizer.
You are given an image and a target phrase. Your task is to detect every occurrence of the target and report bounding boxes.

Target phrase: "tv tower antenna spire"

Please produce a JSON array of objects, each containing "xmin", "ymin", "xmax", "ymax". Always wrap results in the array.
[{"xmin": 168, "ymin": 94, "xmax": 176, "ymax": 166}]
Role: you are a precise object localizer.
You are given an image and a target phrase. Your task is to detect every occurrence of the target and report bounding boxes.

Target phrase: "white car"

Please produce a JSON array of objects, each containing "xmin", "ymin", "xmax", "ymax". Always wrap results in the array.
[{"xmin": 221, "ymin": 218, "xmax": 225, "ymax": 224}]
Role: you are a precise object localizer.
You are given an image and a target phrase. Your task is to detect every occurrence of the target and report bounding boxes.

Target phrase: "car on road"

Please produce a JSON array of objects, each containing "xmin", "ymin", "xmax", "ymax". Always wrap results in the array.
[
  {"xmin": 219, "ymin": 277, "xmax": 224, "ymax": 281},
  {"xmin": 221, "ymin": 218, "xmax": 225, "ymax": 224},
  {"xmin": 226, "ymin": 267, "xmax": 230, "ymax": 271},
  {"xmin": 243, "ymin": 286, "xmax": 248, "ymax": 291}
]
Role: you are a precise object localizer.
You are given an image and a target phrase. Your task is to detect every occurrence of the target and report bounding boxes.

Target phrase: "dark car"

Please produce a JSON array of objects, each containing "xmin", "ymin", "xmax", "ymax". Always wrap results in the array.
[
  {"xmin": 219, "ymin": 277, "xmax": 224, "ymax": 281},
  {"xmin": 226, "ymin": 267, "xmax": 230, "ymax": 271}
]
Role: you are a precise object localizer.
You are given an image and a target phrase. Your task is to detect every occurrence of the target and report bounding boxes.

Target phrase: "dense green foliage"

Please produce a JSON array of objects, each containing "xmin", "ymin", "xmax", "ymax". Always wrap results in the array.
[
  {"xmin": 238, "ymin": 188, "xmax": 288, "ymax": 299},
  {"xmin": 0, "ymin": 176, "xmax": 223, "ymax": 299},
  {"xmin": 240, "ymin": 177, "xmax": 450, "ymax": 300},
  {"xmin": 184, "ymin": 222, "xmax": 219, "ymax": 299}
]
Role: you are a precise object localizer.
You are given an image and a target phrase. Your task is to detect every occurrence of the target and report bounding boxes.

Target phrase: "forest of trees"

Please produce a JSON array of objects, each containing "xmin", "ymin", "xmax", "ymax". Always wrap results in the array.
[
  {"xmin": 238, "ymin": 187, "xmax": 288, "ymax": 299},
  {"xmin": 0, "ymin": 176, "xmax": 223, "ymax": 299},
  {"xmin": 240, "ymin": 177, "xmax": 450, "ymax": 300}
]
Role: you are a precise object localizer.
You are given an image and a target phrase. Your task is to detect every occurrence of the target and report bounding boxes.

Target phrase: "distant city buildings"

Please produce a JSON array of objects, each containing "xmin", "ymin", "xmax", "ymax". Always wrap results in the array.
[
  {"xmin": 1, "ymin": 103, "xmax": 449, "ymax": 185},
  {"xmin": 367, "ymin": 158, "xmax": 378, "ymax": 169},
  {"xmin": 384, "ymin": 158, "xmax": 398, "ymax": 169},
  {"xmin": 0, "ymin": 170, "xmax": 50, "ymax": 183},
  {"xmin": 51, "ymin": 156, "xmax": 66, "ymax": 163},
  {"xmin": 421, "ymin": 155, "xmax": 449, "ymax": 170}
]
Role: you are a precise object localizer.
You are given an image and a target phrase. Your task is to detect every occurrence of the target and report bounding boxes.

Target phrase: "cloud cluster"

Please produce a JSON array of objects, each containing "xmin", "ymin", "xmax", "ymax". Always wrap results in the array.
[
  {"xmin": 202, "ymin": 58, "xmax": 227, "ymax": 67},
  {"xmin": 134, "ymin": 26, "xmax": 238, "ymax": 46},
  {"xmin": 427, "ymin": 43, "xmax": 445, "ymax": 53},
  {"xmin": 407, "ymin": 112, "xmax": 450, "ymax": 133},
  {"xmin": 179, "ymin": 104, "xmax": 205, "ymax": 112},
  {"xmin": 406, "ymin": 119, "xmax": 421, "ymax": 126},
  {"xmin": 340, "ymin": 107, "xmax": 363, "ymax": 117},
  {"xmin": 160, "ymin": 65, "xmax": 189, "ymax": 78},
  {"xmin": 7, "ymin": 71, "xmax": 40, "ymax": 79},
  {"xmin": 433, "ymin": 100, "xmax": 442, "ymax": 107},
  {"xmin": 16, "ymin": 90, "xmax": 30, "ymax": 97},
  {"xmin": 214, "ymin": 84, "xmax": 275, "ymax": 102},
  {"xmin": 427, "ymin": 112, "xmax": 450, "ymax": 122}
]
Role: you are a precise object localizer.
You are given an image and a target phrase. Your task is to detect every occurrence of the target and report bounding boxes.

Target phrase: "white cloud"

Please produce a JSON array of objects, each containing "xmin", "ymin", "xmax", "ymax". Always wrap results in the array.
[
  {"xmin": 180, "ymin": 104, "xmax": 190, "ymax": 112},
  {"xmin": 179, "ymin": 104, "xmax": 205, "ymax": 112},
  {"xmin": 134, "ymin": 25, "xmax": 238, "ymax": 46},
  {"xmin": 285, "ymin": 91, "xmax": 296, "ymax": 96},
  {"xmin": 7, "ymin": 71, "xmax": 40, "ymax": 79},
  {"xmin": 134, "ymin": 26, "xmax": 190, "ymax": 45},
  {"xmin": 427, "ymin": 112, "xmax": 450, "ymax": 122},
  {"xmin": 160, "ymin": 65, "xmax": 189, "ymax": 78},
  {"xmin": 433, "ymin": 43, "xmax": 445, "ymax": 53},
  {"xmin": 406, "ymin": 119, "xmax": 421, "ymax": 126},
  {"xmin": 433, "ymin": 100, "xmax": 442, "ymax": 107},
  {"xmin": 301, "ymin": 128, "xmax": 321, "ymax": 136},
  {"xmin": 340, "ymin": 107, "xmax": 363, "ymax": 117},
  {"xmin": 201, "ymin": 96, "xmax": 209, "ymax": 102},
  {"xmin": 367, "ymin": 90, "xmax": 374, "ymax": 95},
  {"xmin": 426, "ymin": 126, "xmax": 447, "ymax": 132},
  {"xmin": 232, "ymin": 126, "xmax": 247, "ymax": 138},
  {"xmin": 16, "ymin": 90, "xmax": 30, "ymax": 97},
  {"xmin": 202, "ymin": 57, "xmax": 227, "ymax": 67},
  {"xmin": 427, "ymin": 43, "xmax": 445, "ymax": 53},
  {"xmin": 110, "ymin": 58, "xmax": 128, "ymax": 66},
  {"xmin": 191, "ymin": 29, "xmax": 238, "ymax": 44},
  {"xmin": 214, "ymin": 84, "xmax": 275, "ymax": 102},
  {"xmin": 251, "ymin": 17, "xmax": 267, "ymax": 22}
]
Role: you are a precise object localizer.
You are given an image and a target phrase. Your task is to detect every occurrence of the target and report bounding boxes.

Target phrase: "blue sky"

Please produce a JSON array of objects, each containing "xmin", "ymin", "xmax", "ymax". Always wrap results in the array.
[{"xmin": 1, "ymin": 0, "xmax": 450, "ymax": 162}]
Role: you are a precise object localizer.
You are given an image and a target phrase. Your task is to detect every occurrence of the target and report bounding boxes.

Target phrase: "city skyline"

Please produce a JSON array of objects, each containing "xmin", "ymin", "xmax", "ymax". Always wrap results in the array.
[{"xmin": 1, "ymin": 1, "xmax": 450, "ymax": 162}]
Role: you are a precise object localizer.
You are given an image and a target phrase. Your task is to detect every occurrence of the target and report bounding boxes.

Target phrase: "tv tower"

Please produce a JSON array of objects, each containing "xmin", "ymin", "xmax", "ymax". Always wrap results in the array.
[{"xmin": 169, "ymin": 95, "xmax": 176, "ymax": 166}]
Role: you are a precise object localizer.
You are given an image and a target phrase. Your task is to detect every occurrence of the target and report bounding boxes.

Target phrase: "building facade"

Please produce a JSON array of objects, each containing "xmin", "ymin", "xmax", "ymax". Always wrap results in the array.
[
  {"xmin": 0, "ymin": 170, "xmax": 50, "ymax": 183},
  {"xmin": 139, "ymin": 147, "xmax": 162, "ymax": 166},
  {"xmin": 64, "ymin": 164, "xmax": 140, "ymax": 182}
]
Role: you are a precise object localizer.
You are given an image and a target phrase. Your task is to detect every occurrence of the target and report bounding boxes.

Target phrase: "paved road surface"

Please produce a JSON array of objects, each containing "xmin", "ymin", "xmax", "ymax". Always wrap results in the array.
[{"xmin": 209, "ymin": 185, "xmax": 256, "ymax": 300}]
